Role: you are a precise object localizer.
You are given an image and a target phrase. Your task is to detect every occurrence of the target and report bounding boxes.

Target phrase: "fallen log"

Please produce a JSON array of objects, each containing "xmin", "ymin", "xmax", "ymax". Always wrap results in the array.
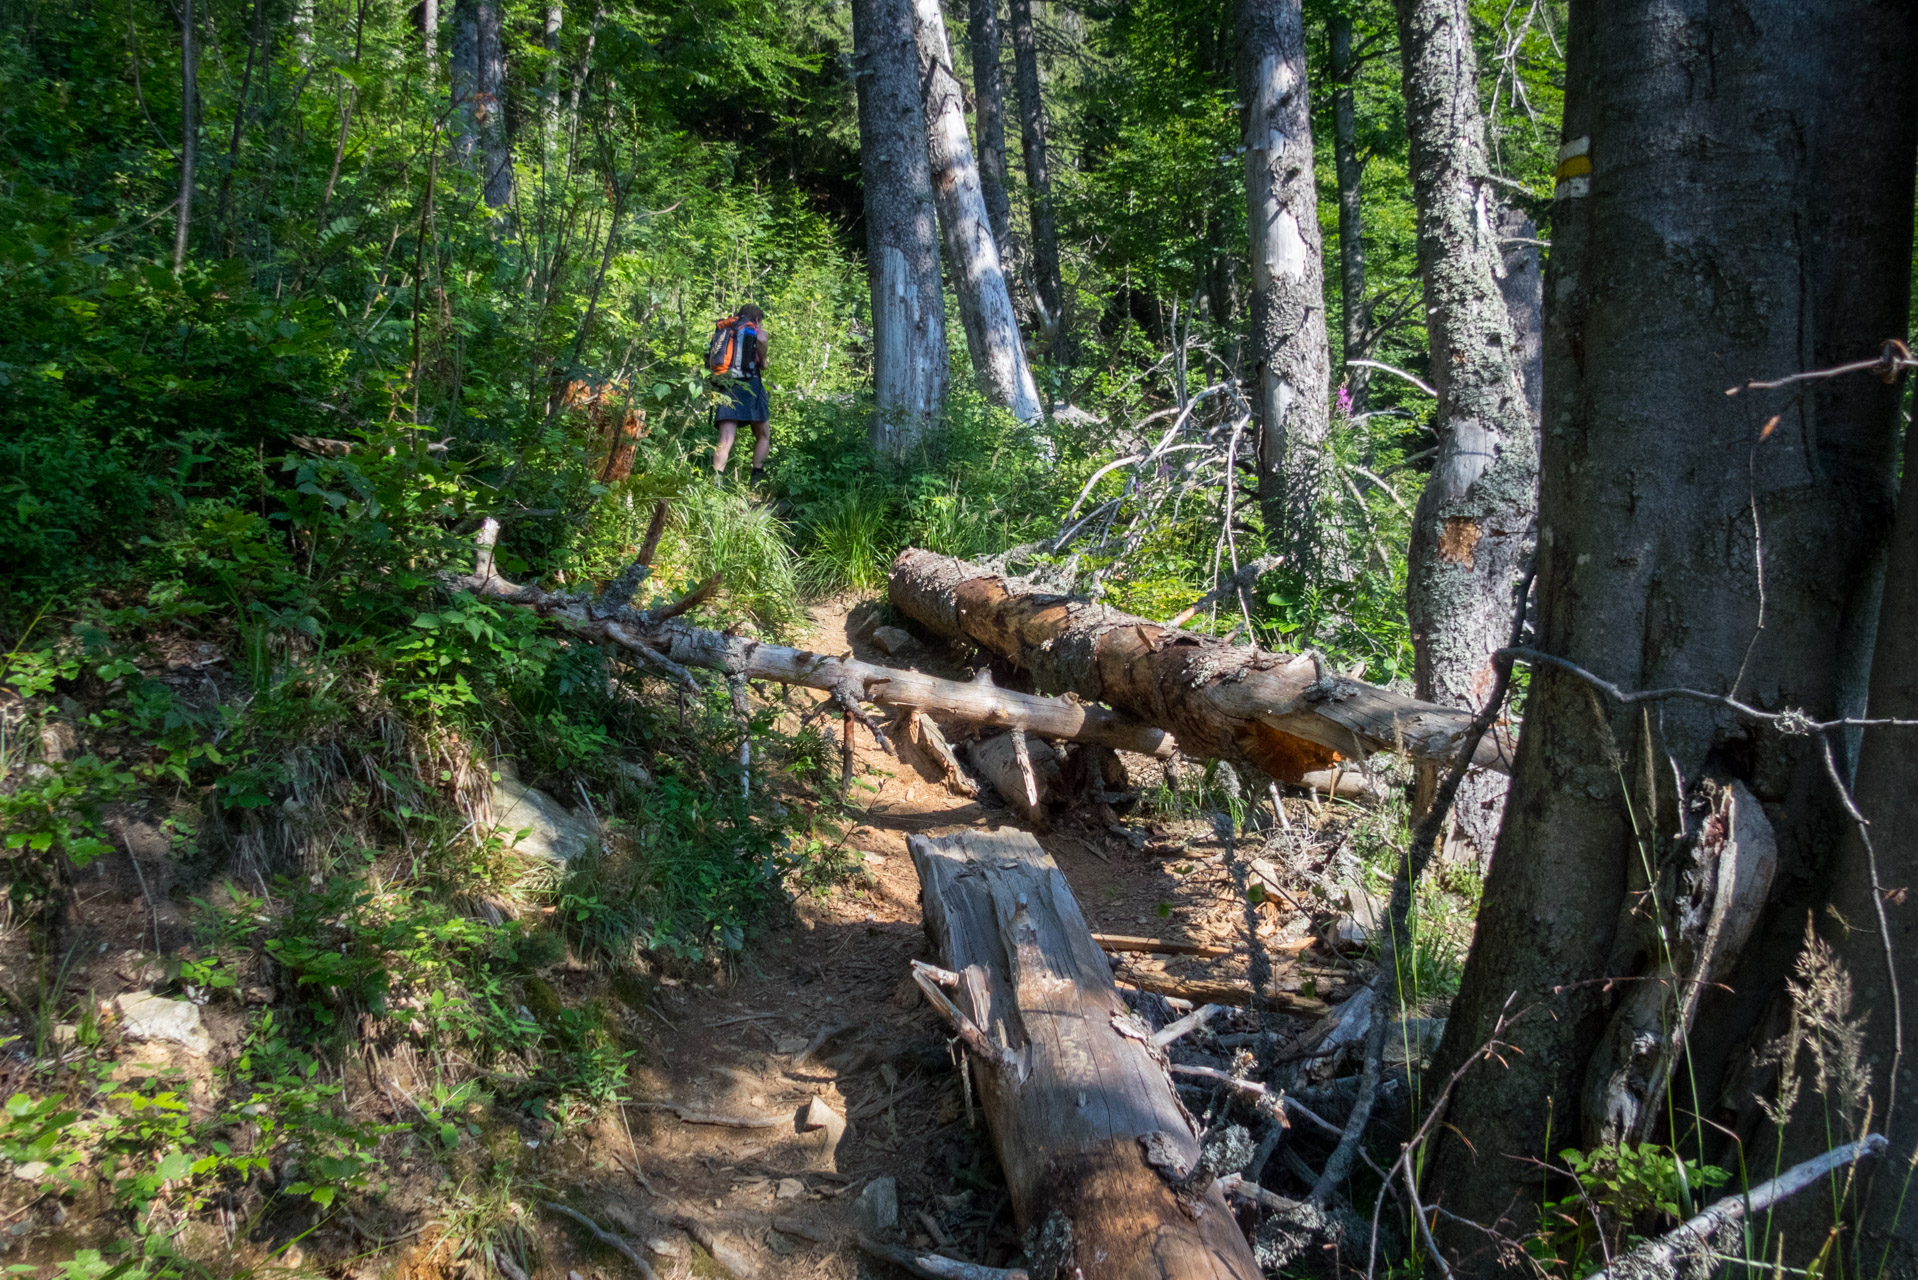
[
  {"xmin": 909, "ymin": 827, "xmax": 1261, "ymax": 1280},
  {"xmin": 889, "ymin": 548, "xmax": 1513, "ymax": 782},
  {"xmin": 967, "ymin": 731, "xmax": 1063, "ymax": 826},
  {"xmin": 449, "ymin": 519, "xmax": 1174, "ymax": 756}
]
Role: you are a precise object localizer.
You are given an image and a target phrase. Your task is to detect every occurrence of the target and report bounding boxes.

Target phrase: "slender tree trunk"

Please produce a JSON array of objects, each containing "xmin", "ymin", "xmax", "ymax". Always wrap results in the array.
[
  {"xmin": 1007, "ymin": 0, "xmax": 1064, "ymax": 349},
  {"xmin": 1395, "ymin": 0, "xmax": 1537, "ymax": 860},
  {"xmin": 966, "ymin": 0, "xmax": 1019, "ymax": 292},
  {"xmin": 450, "ymin": 0, "xmax": 479, "ymax": 165},
  {"xmin": 477, "ymin": 0, "xmax": 513, "ymax": 209},
  {"xmin": 422, "ymin": 0, "xmax": 438, "ymax": 65},
  {"xmin": 292, "ymin": 0, "xmax": 314, "ymax": 66},
  {"xmin": 542, "ymin": 3, "xmax": 562, "ymax": 163},
  {"xmin": 914, "ymin": 0, "xmax": 1042, "ymax": 423},
  {"xmin": 172, "ymin": 0, "xmax": 197, "ymax": 275},
  {"xmin": 1424, "ymin": 0, "xmax": 1916, "ymax": 1263},
  {"xmin": 851, "ymin": 0, "xmax": 950, "ymax": 457},
  {"xmin": 214, "ymin": 0, "xmax": 267, "ymax": 243},
  {"xmin": 1236, "ymin": 0, "xmax": 1331, "ymax": 566},
  {"xmin": 1329, "ymin": 12, "xmax": 1367, "ymax": 417}
]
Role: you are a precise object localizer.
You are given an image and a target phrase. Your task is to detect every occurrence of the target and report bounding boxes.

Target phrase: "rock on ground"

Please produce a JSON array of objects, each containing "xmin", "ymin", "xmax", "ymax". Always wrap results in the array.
[{"xmin": 489, "ymin": 777, "xmax": 600, "ymax": 863}]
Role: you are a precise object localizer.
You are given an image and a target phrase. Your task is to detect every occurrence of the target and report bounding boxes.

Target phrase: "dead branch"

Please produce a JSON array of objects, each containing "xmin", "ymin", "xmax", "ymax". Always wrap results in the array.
[
  {"xmin": 629, "ymin": 1101, "xmax": 784, "ymax": 1129},
  {"xmin": 540, "ymin": 1202, "xmax": 658, "ymax": 1280},
  {"xmin": 1166, "ymin": 555, "xmax": 1284, "ymax": 627},
  {"xmin": 856, "ymin": 1237, "xmax": 1030, "ymax": 1280},
  {"xmin": 1312, "ymin": 567, "xmax": 1534, "ymax": 1206},
  {"xmin": 451, "ymin": 519, "xmax": 1175, "ymax": 753},
  {"xmin": 1587, "ymin": 1135, "xmax": 1887, "ymax": 1280}
]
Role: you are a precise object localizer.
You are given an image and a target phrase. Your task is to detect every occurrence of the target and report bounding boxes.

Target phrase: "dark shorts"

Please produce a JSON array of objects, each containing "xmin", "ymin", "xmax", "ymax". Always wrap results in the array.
[{"xmin": 713, "ymin": 374, "xmax": 769, "ymax": 423}]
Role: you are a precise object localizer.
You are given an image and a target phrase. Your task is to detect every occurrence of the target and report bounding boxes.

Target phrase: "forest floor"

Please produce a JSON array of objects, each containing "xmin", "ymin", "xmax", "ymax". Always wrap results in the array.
[{"xmin": 4, "ymin": 596, "xmax": 1388, "ymax": 1280}]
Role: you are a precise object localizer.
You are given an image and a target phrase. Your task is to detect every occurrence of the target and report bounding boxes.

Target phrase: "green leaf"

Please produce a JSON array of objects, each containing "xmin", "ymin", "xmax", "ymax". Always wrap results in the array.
[
  {"xmin": 155, "ymin": 1150, "xmax": 192, "ymax": 1181},
  {"xmin": 307, "ymin": 1185, "xmax": 336, "ymax": 1207}
]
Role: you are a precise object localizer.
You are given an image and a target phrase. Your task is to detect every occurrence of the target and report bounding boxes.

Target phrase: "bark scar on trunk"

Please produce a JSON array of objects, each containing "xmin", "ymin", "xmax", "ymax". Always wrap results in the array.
[{"xmin": 1438, "ymin": 516, "xmax": 1482, "ymax": 566}]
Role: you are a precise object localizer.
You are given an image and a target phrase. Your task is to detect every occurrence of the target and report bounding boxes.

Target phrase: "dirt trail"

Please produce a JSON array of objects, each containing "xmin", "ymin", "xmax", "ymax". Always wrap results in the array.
[{"xmin": 534, "ymin": 598, "xmax": 1360, "ymax": 1279}]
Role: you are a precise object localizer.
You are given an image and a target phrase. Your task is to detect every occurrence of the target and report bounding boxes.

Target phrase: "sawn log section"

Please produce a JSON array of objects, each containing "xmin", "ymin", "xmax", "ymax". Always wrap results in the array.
[
  {"xmin": 889, "ymin": 548, "xmax": 1513, "ymax": 780},
  {"xmin": 910, "ymin": 827, "xmax": 1260, "ymax": 1280}
]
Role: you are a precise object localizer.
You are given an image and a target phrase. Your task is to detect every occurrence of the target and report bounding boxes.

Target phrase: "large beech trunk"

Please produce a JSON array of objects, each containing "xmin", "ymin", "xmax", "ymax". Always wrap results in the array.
[
  {"xmin": 910, "ymin": 827, "xmax": 1261, "ymax": 1280},
  {"xmin": 914, "ymin": 0, "xmax": 1042, "ymax": 423},
  {"xmin": 852, "ymin": 0, "xmax": 951, "ymax": 456},
  {"xmin": 452, "ymin": 521, "xmax": 1172, "ymax": 754},
  {"xmin": 1424, "ymin": 0, "xmax": 1918, "ymax": 1264},
  {"xmin": 888, "ymin": 548, "xmax": 1510, "ymax": 783}
]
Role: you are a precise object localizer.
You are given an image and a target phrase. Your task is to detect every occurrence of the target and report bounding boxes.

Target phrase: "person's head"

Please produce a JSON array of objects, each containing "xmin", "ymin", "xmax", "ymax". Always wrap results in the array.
[{"xmin": 737, "ymin": 303, "xmax": 765, "ymax": 327}]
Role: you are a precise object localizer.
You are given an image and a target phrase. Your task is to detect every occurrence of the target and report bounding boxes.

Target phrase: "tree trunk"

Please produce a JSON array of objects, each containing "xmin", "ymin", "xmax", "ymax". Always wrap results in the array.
[
  {"xmin": 422, "ymin": 0, "xmax": 438, "ymax": 65},
  {"xmin": 1395, "ymin": 0, "xmax": 1537, "ymax": 861},
  {"xmin": 171, "ymin": 0, "xmax": 197, "ymax": 275},
  {"xmin": 852, "ymin": 0, "xmax": 950, "ymax": 457},
  {"xmin": 909, "ymin": 827, "xmax": 1262, "ymax": 1280},
  {"xmin": 451, "ymin": 0, "xmax": 479, "ymax": 165},
  {"xmin": 914, "ymin": 0, "xmax": 1042, "ymax": 423},
  {"xmin": 1424, "ymin": 0, "xmax": 1916, "ymax": 1264},
  {"xmin": 967, "ymin": 0, "xmax": 1019, "ymax": 294},
  {"xmin": 1007, "ymin": 0, "xmax": 1064, "ymax": 348},
  {"xmin": 1236, "ymin": 0, "xmax": 1332, "ymax": 564},
  {"xmin": 888, "ymin": 548, "xmax": 1513, "ymax": 782},
  {"xmin": 477, "ymin": 0, "xmax": 513, "ymax": 209},
  {"xmin": 292, "ymin": 0, "xmax": 314, "ymax": 66},
  {"xmin": 1815, "ymin": 405, "xmax": 1918, "ymax": 1272},
  {"xmin": 542, "ymin": 3, "xmax": 562, "ymax": 163},
  {"xmin": 1496, "ymin": 206, "xmax": 1542, "ymax": 430},
  {"xmin": 1328, "ymin": 12, "xmax": 1366, "ymax": 418}
]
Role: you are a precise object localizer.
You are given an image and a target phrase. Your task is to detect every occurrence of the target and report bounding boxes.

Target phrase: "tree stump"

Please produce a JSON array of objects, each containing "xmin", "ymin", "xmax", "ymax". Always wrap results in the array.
[{"xmin": 909, "ymin": 827, "xmax": 1260, "ymax": 1280}]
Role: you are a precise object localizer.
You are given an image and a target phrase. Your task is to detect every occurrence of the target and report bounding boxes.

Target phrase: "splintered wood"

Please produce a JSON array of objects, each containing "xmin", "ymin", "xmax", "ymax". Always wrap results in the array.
[{"xmin": 909, "ymin": 827, "xmax": 1260, "ymax": 1280}]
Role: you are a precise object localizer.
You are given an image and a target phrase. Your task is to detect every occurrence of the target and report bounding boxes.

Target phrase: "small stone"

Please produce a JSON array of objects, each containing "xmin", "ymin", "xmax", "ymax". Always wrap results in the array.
[
  {"xmin": 613, "ymin": 760, "xmax": 652, "ymax": 786},
  {"xmin": 645, "ymin": 1238, "xmax": 683, "ymax": 1259},
  {"xmin": 115, "ymin": 992, "xmax": 213, "ymax": 1055},
  {"xmin": 569, "ymin": 1270, "xmax": 586, "ymax": 1280},
  {"xmin": 11, "ymin": 1163, "xmax": 48, "ymax": 1182},
  {"xmin": 869, "ymin": 626, "xmax": 917, "ymax": 656},
  {"xmin": 244, "ymin": 987, "xmax": 277, "ymax": 1005},
  {"xmin": 799, "ymin": 1096, "xmax": 847, "ymax": 1169},
  {"xmin": 765, "ymin": 1229, "xmax": 797, "ymax": 1257},
  {"xmin": 854, "ymin": 1177, "xmax": 898, "ymax": 1233},
  {"xmin": 776, "ymin": 1178, "xmax": 805, "ymax": 1200},
  {"xmin": 49, "ymin": 1024, "xmax": 77, "ymax": 1050}
]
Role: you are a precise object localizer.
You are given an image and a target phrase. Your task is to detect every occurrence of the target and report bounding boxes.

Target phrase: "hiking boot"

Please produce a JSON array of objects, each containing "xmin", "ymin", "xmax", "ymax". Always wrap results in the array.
[
  {"xmin": 711, "ymin": 468, "xmax": 729, "ymax": 489},
  {"xmin": 749, "ymin": 466, "xmax": 766, "ymax": 491}
]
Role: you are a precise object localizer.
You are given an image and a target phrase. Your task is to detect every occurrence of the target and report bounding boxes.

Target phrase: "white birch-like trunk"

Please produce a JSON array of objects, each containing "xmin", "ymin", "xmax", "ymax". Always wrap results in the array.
[
  {"xmin": 1237, "ymin": 0, "xmax": 1332, "ymax": 566},
  {"xmin": 913, "ymin": 0, "xmax": 1042, "ymax": 424}
]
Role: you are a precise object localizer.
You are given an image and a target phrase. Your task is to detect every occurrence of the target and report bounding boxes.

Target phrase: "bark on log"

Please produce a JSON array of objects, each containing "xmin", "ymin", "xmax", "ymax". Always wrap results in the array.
[
  {"xmin": 909, "ymin": 827, "xmax": 1261, "ymax": 1280},
  {"xmin": 888, "ymin": 548, "xmax": 1512, "ymax": 782},
  {"xmin": 451, "ymin": 522, "xmax": 1172, "ymax": 754}
]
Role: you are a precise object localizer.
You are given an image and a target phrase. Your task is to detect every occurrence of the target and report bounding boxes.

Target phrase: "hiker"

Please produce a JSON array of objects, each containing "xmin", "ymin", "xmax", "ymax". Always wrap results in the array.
[{"xmin": 707, "ymin": 303, "xmax": 770, "ymax": 487}]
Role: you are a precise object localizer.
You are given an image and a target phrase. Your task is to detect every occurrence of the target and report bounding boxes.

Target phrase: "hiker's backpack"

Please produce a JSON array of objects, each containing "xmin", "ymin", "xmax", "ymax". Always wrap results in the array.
[{"xmin": 705, "ymin": 316, "xmax": 758, "ymax": 376}]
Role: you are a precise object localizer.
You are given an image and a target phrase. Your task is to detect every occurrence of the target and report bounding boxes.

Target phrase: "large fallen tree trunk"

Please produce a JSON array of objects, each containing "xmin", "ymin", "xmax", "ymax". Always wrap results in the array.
[
  {"xmin": 909, "ymin": 827, "xmax": 1261, "ymax": 1280},
  {"xmin": 889, "ymin": 548, "xmax": 1511, "ymax": 782},
  {"xmin": 449, "ymin": 519, "xmax": 1172, "ymax": 756}
]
